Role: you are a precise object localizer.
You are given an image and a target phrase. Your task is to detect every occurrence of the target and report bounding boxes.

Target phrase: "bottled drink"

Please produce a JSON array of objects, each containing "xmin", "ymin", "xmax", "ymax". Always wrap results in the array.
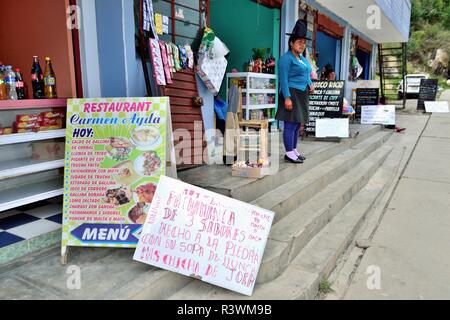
[
  {"xmin": 5, "ymin": 66, "xmax": 18, "ymax": 100},
  {"xmin": 248, "ymin": 59, "xmax": 254, "ymax": 72},
  {"xmin": 15, "ymin": 69, "xmax": 26, "ymax": 100},
  {"xmin": 44, "ymin": 57, "xmax": 57, "ymax": 99},
  {"xmin": 31, "ymin": 56, "xmax": 45, "ymax": 99},
  {"xmin": 0, "ymin": 67, "xmax": 7, "ymax": 100}
]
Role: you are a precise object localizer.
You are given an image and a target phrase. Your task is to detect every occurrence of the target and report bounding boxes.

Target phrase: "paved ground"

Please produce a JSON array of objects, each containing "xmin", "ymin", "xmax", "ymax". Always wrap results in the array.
[{"xmin": 344, "ymin": 92, "xmax": 450, "ymax": 300}]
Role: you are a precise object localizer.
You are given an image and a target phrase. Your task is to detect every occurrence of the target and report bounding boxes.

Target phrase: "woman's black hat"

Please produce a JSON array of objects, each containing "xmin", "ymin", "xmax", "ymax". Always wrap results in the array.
[{"xmin": 286, "ymin": 19, "xmax": 311, "ymax": 40}]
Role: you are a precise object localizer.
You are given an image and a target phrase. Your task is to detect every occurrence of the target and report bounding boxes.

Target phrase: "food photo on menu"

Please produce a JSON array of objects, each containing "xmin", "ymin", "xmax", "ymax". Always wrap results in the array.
[{"xmin": 97, "ymin": 124, "xmax": 164, "ymax": 226}]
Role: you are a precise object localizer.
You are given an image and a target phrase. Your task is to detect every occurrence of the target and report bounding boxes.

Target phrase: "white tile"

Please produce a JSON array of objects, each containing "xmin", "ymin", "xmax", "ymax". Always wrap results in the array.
[
  {"xmin": 7, "ymin": 220, "xmax": 61, "ymax": 240},
  {"xmin": 0, "ymin": 209, "xmax": 23, "ymax": 219},
  {"xmin": 25, "ymin": 204, "xmax": 62, "ymax": 219}
]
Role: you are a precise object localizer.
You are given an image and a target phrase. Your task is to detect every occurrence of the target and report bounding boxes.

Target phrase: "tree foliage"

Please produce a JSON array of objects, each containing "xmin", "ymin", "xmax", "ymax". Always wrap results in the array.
[{"xmin": 408, "ymin": 0, "xmax": 450, "ymax": 76}]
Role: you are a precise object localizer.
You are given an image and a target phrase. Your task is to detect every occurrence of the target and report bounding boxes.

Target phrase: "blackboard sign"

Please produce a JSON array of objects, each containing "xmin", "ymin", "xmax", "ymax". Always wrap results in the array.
[
  {"xmin": 418, "ymin": 79, "xmax": 438, "ymax": 110},
  {"xmin": 306, "ymin": 80, "xmax": 345, "ymax": 136},
  {"xmin": 356, "ymin": 88, "xmax": 379, "ymax": 119}
]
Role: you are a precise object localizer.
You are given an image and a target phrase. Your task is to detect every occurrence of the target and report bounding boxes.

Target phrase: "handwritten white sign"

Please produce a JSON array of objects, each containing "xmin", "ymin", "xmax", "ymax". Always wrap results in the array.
[
  {"xmin": 361, "ymin": 105, "xmax": 396, "ymax": 125},
  {"xmin": 425, "ymin": 101, "xmax": 449, "ymax": 113},
  {"xmin": 316, "ymin": 118, "xmax": 349, "ymax": 138},
  {"xmin": 133, "ymin": 176, "xmax": 275, "ymax": 296}
]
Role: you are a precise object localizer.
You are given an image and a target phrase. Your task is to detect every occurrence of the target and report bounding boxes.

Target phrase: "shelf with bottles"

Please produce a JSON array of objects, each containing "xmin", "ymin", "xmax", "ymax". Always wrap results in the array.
[
  {"xmin": 245, "ymin": 48, "xmax": 276, "ymax": 75},
  {"xmin": 0, "ymin": 55, "xmax": 59, "ymax": 102}
]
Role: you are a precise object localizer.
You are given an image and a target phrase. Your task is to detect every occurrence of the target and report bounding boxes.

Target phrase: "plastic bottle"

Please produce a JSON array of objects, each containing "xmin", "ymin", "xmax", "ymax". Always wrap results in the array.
[
  {"xmin": 44, "ymin": 57, "xmax": 57, "ymax": 99},
  {"xmin": 0, "ymin": 67, "xmax": 7, "ymax": 100},
  {"xmin": 31, "ymin": 56, "xmax": 45, "ymax": 99},
  {"xmin": 15, "ymin": 68, "xmax": 26, "ymax": 100},
  {"xmin": 5, "ymin": 66, "xmax": 18, "ymax": 100}
]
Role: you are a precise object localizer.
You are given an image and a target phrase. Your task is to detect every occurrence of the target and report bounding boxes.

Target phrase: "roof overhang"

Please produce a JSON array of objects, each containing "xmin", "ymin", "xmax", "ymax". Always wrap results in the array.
[{"xmin": 315, "ymin": 0, "xmax": 411, "ymax": 43}]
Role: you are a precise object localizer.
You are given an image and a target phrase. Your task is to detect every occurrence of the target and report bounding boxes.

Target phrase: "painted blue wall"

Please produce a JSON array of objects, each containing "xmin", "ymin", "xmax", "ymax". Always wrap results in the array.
[
  {"xmin": 316, "ymin": 31, "xmax": 340, "ymax": 77},
  {"xmin": 95, "ymin": 0, "xmax": 127, "ymax": 97}
]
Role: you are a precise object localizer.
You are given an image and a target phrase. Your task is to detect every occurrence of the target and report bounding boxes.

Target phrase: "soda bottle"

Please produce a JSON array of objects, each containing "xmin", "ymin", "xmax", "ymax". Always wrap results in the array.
[
  {"xmin": 5, "ymin": 66, "xmax": 18, "ymax": 100},
  {"xmin": 0, "ymin": 67, "xmax": 7, "ymax": 100},
  {"xmin": 31, "ymin": 56, "xmax": 45, "ymax": 99},
  {"xmin": 15, "ymin": 68, "xmax": 26, "ymax": 100},
  {"xmin": 44, "ymin": 57, "xmax": 57, "ymax": 99}
]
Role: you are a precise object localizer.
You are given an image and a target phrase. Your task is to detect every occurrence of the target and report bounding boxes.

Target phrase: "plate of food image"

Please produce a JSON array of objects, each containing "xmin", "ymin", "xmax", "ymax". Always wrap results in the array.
[
  {"xmin": 128, "ymin": 202, "xmax": 149, "ymax": 224},
  {"xmin": 133, "ymin": 182, "xmax": 157, "ymax": 205},
  {"xmin": 130, "ymin": 126, "xmax": 162, "ymax": 150},
  {"xmin": 103, "ymin": 186, "xmax": 132, "ymax": 206},
  {"xmin": 112, "ymin": 161, "xmax": 140, "ymax": 186},
  {"xmin": 105, "ymin": 137, "xmax": 134, "ymax": 161},
  {"xmin": 133, "ymin": 151, "xmax": 162, "ymax": 177}
]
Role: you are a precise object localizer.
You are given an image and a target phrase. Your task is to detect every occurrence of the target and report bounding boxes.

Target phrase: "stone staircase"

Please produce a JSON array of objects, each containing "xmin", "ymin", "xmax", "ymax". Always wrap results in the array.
[
  {"xmin": 0, "ymin": 124, "xmax": 399, "ymax": 300},
  {"xmin": 167, "ymin": 128, "xmax": 395, "ymax": 300}
]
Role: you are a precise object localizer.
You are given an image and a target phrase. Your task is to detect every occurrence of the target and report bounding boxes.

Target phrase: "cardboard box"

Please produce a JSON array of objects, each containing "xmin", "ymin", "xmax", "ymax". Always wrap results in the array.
[{"xmin": 231, "ymin": 164, "xmax": 269, "ymax": 179}]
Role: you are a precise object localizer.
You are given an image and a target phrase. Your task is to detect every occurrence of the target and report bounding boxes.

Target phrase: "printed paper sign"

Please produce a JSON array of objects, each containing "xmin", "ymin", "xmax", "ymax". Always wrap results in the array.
[
  {"xmin": 361, "ymin": 105, "xmax": 396, "ymax": 125},
  {"xmin": 133, "ymin": 176, "xmax": 275, "ymax": 296},
  {"xmin": 425, "ymin": 101, "xmax": 449, "ymax": 113},
  {"xmin": 62, "ymin": 98, "xmax": 168, "ymax": 252},
  {"xmin": 316, "ymin": 118, "xmax": 349, "ymax": 138}
]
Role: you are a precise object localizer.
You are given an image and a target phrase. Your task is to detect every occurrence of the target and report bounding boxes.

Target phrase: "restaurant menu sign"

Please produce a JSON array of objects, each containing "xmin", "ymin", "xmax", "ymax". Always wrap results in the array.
[
  {"xmin": 306, "ymin": 81, "xmax": 345, "ymax": 136},
  {"xmin": 418, "ymin": 79, "xmax": 438, "ymax": 110},
  {"xmin": 62, "ymin": 98, "xmax": 168, "ymax": 254},
  {"xmin": 133, "ymin": 176, "xmax": 275, "ymax": 296}
]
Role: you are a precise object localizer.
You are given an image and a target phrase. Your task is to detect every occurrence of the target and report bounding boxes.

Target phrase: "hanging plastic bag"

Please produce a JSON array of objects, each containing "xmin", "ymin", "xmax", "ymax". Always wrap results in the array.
[
  {"xmin": 214, "ymin": 97, "xmax": 228, "ymax": 121},
  {"xmin": 198, "ymin": 27, "xmax": 216, "ymax": 57},
  {"xmin": 212, "ymin": 36, "xmax": 230, "ymax": 58}
]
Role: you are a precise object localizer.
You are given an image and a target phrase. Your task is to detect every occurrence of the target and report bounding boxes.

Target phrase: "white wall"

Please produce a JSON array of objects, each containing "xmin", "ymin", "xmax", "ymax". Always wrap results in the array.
[{"xmin": 78, "ymin": 0, "xmax": 102, "ymax": 98}]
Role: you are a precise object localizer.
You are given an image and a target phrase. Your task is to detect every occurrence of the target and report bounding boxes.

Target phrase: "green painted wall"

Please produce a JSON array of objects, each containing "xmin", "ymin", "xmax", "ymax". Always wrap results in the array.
[{"xmin": 210, "ymin": 0, "xmax": 281, "ymax": 99}]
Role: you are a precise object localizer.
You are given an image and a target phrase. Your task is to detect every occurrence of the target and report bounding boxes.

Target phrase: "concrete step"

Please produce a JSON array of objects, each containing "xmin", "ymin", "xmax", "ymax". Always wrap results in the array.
[
  {"xmin": 252, "ymin": 130, "xmax": 392, "ymax": 224},
  {"xmin": 256, "ymin": 144, "xmax": 392, "ymax": 284},
  {"xmin": 168, "ymin": 149, "xmax": 394, "ymax": 300},
  {"xmin": 178, "ymin": 125, "xmax": 382, "ymax": 204}
]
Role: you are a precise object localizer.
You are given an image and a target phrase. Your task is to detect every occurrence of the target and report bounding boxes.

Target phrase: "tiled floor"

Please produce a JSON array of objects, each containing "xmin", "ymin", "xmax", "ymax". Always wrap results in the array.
[{"xmin": 0, "ymin": 199, "xmax": 62, "ymax": 249}]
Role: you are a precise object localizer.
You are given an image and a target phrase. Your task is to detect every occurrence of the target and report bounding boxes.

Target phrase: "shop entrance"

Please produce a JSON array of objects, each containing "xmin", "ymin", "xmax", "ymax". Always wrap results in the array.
[
  {"xmin": 316, "ymin": 31, "xmax": 341, "ymax": 79},
  {"xmin": 356, "ymin": 49, "xmax": 371, "ymax": 80}
]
